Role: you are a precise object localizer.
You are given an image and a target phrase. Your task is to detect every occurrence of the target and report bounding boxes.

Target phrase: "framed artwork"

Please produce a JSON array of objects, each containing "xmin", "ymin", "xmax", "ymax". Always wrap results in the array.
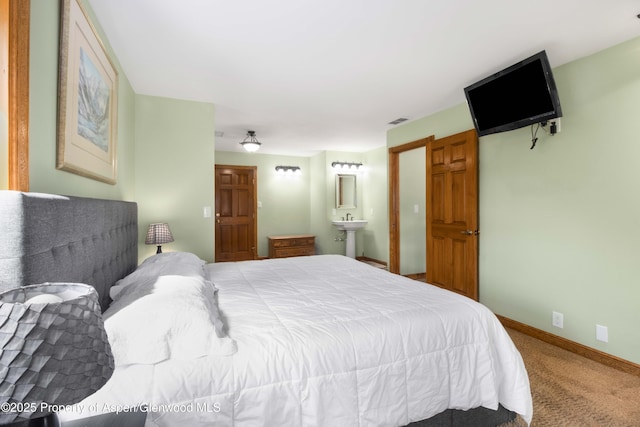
[{"xmin": 57, "ymin": 0, "xmax": 118, "ymax": 184}]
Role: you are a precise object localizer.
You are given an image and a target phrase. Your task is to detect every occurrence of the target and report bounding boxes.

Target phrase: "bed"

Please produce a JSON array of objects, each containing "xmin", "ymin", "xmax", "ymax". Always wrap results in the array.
[{"xmin": 0, "ymin": 191, "xmax": 532, "ymax": 426}]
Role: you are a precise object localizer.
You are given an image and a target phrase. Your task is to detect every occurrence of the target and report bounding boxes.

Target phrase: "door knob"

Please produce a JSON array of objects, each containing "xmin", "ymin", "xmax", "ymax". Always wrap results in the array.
[{"xmin": 460, "ymin": 230, "xmax": 479, "ymax": 235}]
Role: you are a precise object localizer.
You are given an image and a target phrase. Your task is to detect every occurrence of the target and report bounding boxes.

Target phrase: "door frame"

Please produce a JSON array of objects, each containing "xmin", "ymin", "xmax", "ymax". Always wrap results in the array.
[
  {"xmin": 3, "ymin": 0, "xmax": 30, "ymax": 191},
  {"xmin": 214, "ymin": 164, "xmax": 258, "ymax": 262},
  {"xmin": 388, "ymin": 136, "xmax": 434, "ymax": 274}
]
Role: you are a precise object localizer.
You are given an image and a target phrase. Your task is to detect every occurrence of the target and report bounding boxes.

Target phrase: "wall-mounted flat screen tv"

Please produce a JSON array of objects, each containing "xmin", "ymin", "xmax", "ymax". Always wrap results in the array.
[{"xmin": 464, "ymin": 50, "xmax": 563, "ymax": 137}]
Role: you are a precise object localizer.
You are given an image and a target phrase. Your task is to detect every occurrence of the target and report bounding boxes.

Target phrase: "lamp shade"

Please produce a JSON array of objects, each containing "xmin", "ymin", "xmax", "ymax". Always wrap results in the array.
[
  {"xmin": 0, "ymin": 283, "xmax": 114, "ymax": 423},
  {"xmin": 145, "ymin": 223, "xmax": 174, "ymax": 245}
]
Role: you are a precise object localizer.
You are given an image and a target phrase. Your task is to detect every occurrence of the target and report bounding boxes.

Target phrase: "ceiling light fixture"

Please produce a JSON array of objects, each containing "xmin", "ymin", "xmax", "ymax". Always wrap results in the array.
[{"xmin": 240, "ymin": 130, "xmax": 262, "ymax": 152}]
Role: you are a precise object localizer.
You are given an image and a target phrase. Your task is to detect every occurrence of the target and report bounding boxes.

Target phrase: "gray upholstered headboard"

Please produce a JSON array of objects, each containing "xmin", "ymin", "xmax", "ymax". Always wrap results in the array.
[{"xmin": 0, "ymin": 191, "xmax": 137, "ymax": 311}]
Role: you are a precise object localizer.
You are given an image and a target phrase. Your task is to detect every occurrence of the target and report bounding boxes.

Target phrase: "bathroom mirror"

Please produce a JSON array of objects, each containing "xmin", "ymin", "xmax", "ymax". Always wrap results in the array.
[{"xmin": 336, "ymin": 174, "xmax": 357, "ymax": 209}]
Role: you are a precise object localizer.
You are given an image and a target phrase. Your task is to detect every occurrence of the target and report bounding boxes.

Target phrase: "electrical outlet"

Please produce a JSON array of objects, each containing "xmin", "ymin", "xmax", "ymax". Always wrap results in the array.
[
  {"xmin": 552, "ymin": 311, "xmax": 564, "ymax": 328},
  {"xmin": 596, "ymin": 325, "xmax": 608, "ymax": 343}
]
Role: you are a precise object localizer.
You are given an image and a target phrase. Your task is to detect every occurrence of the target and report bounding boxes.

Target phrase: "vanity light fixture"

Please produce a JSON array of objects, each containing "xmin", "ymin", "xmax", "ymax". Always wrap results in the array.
[
  {"xmin": 240, "ymin": 130, "xmax": 262, "ymax": 152},
  {"xmin": 331, "ymin": 161, "xmax": 363, "ymax": 171},
  {"xmin": 275, "ymin": 165, "xmax": 301, "ymax": 175}
]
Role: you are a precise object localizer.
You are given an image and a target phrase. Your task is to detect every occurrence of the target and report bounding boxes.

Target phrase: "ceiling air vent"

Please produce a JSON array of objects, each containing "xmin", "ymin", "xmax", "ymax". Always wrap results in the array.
[{"xmin": 388, "ymin": 117, "xmax": 409, "ymax": 125}]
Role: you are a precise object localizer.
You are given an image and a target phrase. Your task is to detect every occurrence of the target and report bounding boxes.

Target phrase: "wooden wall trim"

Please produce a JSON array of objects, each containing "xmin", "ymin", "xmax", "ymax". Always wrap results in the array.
[
  {"xmin": 389, "ymin": 138, "xmax": 428, "ymax": 153},
  {"xmin": 388, "ymin": 150, "xmax": 400, "ymax": 272},
  {"xmin": 355, "ymin": 255, "xmax": 387, "ymax": 267},
  {"xmin": 8, "ymin": 0, "xmax": 30, "ymax": 191},
  {"xmin": 497, "ymin": 315, "xmax": 640, "ymax": 377}
]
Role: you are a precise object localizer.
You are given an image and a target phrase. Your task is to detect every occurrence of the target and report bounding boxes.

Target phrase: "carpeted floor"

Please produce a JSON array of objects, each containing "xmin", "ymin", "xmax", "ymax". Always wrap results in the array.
[{"xmin": 501, "ymin": 328, "xmax": 640, "ymax": 426}]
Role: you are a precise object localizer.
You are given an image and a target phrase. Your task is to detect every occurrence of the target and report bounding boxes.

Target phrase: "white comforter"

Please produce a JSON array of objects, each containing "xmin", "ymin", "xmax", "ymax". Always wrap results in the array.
[{"xmin": 64, "ymin": 255, "xmax": 532, "ymax": 426}]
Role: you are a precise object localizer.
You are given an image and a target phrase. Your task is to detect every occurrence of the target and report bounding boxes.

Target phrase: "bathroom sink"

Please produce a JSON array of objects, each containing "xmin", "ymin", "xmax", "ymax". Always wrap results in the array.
[
  {"xmin": 332, "ymin": 220, "xmax": 368, "ymax": 259},
  {"xmin": 332, "ymin": 220, "xmax": 368, "ymax": 231}
]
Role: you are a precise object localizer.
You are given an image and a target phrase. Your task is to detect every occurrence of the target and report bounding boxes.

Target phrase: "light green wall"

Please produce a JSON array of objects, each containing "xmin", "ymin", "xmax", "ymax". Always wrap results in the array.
[
  {"xmin": 361, "ymin": 146, "xmax": 388, "ymax": 261},
  {"xmin": 388, "ymin": 103, "xmax": 472, "ymax": 149},
  {"xmin": 309, "ymin": 151, "xmax": 335, "ymax": 254},
  {"xmin": 136, "ymin": 95, "xmax": 215, "ymax": 262},
  {"xmin": 399, "ymin": 147, "xmax": 426, "ymax": 275},
  {"xmin": 28, "ymin": 0, "xmax": 136, "ymax": 200},
  {"xmin": 388, "ymin": 37, "xmax": 640, "ymax": 364},
  {"xmin": 215, "ymin": 151, "xmax": 311, "ymax": 258}
]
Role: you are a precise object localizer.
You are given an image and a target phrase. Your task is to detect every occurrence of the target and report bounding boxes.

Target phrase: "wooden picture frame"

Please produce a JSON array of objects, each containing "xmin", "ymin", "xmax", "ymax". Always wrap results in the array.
[{"xmin": 57, "ymin": 0, "xmax": 118, "ymax": 184}]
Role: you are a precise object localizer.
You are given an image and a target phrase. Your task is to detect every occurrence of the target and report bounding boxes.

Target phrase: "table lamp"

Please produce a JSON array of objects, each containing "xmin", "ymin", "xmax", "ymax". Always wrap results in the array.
[
  {"xmin": 144, "ymin": 223, "xmax": 174, "ymax": 254},
  {"xmin": 0, "ymin": 283, "xmax": 114, "ymax": 426}
]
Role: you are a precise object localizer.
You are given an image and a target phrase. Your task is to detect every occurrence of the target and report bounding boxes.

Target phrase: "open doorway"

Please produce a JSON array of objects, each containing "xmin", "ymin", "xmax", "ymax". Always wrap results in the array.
[
  {"xmin": 399, "ymin": 146, "xmax": 426, "ymax": 278},
  {"xmin": 388, "ymin": 136, "xmax": 433, "ymax": 274}
]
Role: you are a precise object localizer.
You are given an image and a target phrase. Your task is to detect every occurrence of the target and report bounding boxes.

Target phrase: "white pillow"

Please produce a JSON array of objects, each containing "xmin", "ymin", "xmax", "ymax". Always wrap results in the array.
[
  {"xmin": 110, "ymin": 252, "xmax": 206, "ymax": 301},
  {"xmin": 104, "ymin": 275, "xmax": 236, "ymax": 365},
  {"xmin": 139, "ymin": 251, "xmax": 205, "ymax": 267}
]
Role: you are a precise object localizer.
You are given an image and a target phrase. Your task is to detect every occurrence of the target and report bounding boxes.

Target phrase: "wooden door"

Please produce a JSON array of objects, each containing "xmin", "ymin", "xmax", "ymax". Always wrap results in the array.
[
  {"xmin": 215, "ymin": 165, "xmax": 257, "ymax": 262},
  {"xmin": 426, "ymin": 129, "xmax": 479, "ymax": 300}
]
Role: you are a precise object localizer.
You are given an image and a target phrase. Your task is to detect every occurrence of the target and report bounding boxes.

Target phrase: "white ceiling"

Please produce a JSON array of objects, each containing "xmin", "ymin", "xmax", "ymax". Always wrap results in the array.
[{"xmin": 87, "ymin": 0, "xmax": 640, "ymax": 157}]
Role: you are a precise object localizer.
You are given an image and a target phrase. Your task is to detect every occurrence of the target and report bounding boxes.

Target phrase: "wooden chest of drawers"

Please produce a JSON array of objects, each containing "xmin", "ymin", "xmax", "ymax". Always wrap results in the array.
[{"xmin": 268, "ymin": 234, "xmax": 315, "ymax": 258}]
